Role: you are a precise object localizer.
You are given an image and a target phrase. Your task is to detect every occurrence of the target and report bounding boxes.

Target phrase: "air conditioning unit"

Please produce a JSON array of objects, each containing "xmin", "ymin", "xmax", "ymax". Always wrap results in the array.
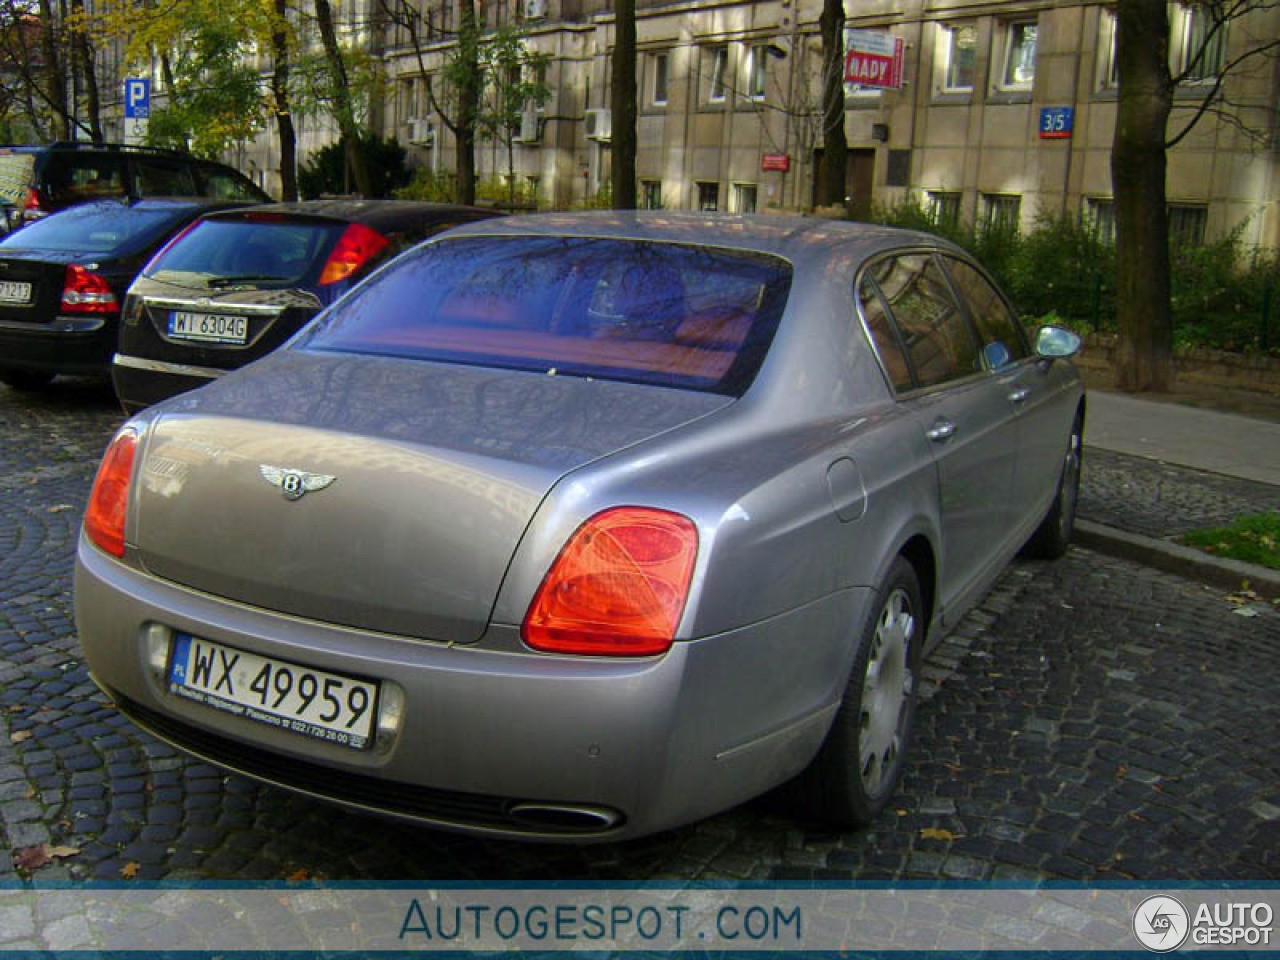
[
  {"xmin": 408, "ymin": 118, "xmax": 435, "ymax": 146},
  {"xmin": 524, "ymin": 0, "xmax": 547, "ymax": 19},
  {"xmin": 584, "ymin": 107, "xmax": 611, "ymax": 141},
  {"xmin": 514, "ymin": 108, "xmax": 541, "ymax": 144}
]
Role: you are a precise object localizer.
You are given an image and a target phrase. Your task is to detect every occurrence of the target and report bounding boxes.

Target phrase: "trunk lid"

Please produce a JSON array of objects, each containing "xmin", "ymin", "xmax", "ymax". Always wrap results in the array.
[{"xmin": 133, "ymin": 349, "xmax": 729, "ymax": 643}]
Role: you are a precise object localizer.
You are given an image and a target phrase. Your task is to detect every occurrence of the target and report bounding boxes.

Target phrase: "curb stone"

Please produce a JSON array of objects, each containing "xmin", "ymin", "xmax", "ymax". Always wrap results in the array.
[{"xmin": 1075, "ymin": 518, "xmax": 1280, "ymax": 599}]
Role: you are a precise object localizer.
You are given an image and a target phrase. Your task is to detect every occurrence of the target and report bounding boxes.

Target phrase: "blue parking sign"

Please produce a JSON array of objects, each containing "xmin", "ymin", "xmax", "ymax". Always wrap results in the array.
[{"xmin": 125, "ymin": 78, "xmax": 150, "ymax": 120}]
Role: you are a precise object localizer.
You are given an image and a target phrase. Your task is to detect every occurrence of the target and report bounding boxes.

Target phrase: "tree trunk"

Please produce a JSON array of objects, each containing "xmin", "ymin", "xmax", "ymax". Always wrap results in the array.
[
  {"xmin": 455, "ymin": 0, "xmax": 479, "ymax": 205},
  {"xmin": 272, "ymin": 0, "xmax": 298, "ymax": 201},
  {"xmin": 37, "ymin": 0, "xmax": 68, "ymax": 140},
  {"xmin": 69, "ymin": 0, "xmax": 101, "ymax": 141},
  {"xmin": 314, "ymin": 0, "xmax": 372, "ymax": 196},
  {"xmin": 1111, "ymin": 0, "xmax": 1174, "ymax": 391},
  {"xmin": 817, "ymin": 0, "xmax": 847, "ymax": 209},
  {"xmin": 610, "ymin": 0, "xmax": 636, "ymax": 209}
]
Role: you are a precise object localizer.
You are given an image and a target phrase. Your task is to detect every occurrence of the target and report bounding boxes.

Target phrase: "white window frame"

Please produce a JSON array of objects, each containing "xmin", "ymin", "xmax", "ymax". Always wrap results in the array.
[
  {"xmin": 1085, "ymin": 197, "xmax": 1116, "ymax": 243},
  {"xmin": 928, "ymin": 190, "xmax": 963, "ymax": 228},
  {"xmin": 1172, "ymin": 3, "xmax": 1226, "ymax": 82},
  {"xmin": 696, "ymin": 181, "xmax": 719, "ymax": 211},
  {"xmin": 1096, "ymin": 9, "xmax": 1120, "ymax": 90},
  {"xmin": 998, "ymin": 20, "xmax": 1038, "ymax": 90},
  {"xmin": 650, "ymin": 52, "xmax": 669, "ymax": 106},
  {"xmin": 938, "ymin": 23, "xmax": 977, "ymax": 92},
  {"xmin": 731, "ymin": 182, "xmax": 758, "ymax": 213},
  {"xmin": 708, "ymin": 47, "xmax": 728, "ymax": 102},
  {"xmin": 641, "ymin": 180, "xmax": 663, "ymax": 210},
  {"xmin": 980, "ymin": 193, "xmax": 1022, "ymax": 232},
  {"xmin": 747, "ymin": 44, "xmax": 769, "ymax": 101}
]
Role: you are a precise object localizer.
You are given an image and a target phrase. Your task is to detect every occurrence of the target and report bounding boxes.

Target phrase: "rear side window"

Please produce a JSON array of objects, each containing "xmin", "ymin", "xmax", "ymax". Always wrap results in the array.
[
  {"xmin": 42, "ymin": 154, "xmax": 126, "ymax": 206},
  {"xmin": 302, "ymin": 235, "xmax": 792, "ymax": 396},
  {"xmin": 197, "ymin": 166, "xmax": 268, "ymax": 201},
  {"xmin": 0, "ymin": 154, "xmax": 35, "ymax": 206},
  {"xmin": 857, "ymin": 274, "xmax": 913, "ymax": 393},
  {"xmin": 133, "ymin": 158, "xmax": 197, "ymax": 196},
  {"xmin": 144, "ymin": 217, "xmax": 346, "ymax": 287},
  {"xmin": 0, "ymin": 204, "xmax": 184, "ymax": 254},
  {"xmin": 869, "ymin": 254, "xmax": 979, "ymax": 389}
]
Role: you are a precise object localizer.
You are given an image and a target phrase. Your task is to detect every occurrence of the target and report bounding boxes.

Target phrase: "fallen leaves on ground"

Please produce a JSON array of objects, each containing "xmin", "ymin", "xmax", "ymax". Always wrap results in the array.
[
  {"xmin": 919, "ymin": 828, "xmax": 958, "ymax": 842},
  {"xmin": 120, "ymin": 861, "xmax": 141, "ymax": 879},
  {"xmin": 46, "ymin": 504, "xmax": 75, "ymax": 514},
  {"xmin": 285, "ymin": 868, "xmax": 310, "ymax": 884},
  {"xmin": 8, "ymin": 730, "xmax": 31, "ymax": 744},
  {"xmin": 14, "ymin": 844, "xmax": 80, "ymax": 872}
]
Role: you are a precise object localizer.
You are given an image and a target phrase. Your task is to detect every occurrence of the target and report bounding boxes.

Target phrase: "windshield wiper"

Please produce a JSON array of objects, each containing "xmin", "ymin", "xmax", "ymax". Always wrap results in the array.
[{"xmin": 207, "ymin": 274, "xmax": 289, "ymax": 288}]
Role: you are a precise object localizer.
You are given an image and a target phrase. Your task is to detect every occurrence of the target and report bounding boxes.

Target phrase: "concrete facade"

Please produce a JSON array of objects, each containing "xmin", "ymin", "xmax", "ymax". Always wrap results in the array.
[{"xmin": 234, "ymin": 0, "xmax": 1279, "ymax": 247}]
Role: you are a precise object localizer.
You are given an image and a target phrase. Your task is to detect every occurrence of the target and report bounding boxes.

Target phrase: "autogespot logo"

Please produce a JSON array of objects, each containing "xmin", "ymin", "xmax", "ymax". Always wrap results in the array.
[{"xmin": 1133, "ymin": 895, "xmax": 1190, "ymax": 952}]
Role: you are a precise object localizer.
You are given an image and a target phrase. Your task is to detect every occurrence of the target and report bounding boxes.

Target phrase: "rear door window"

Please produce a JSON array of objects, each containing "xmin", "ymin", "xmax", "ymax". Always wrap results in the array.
[
  {"xmin": 196, "ymin": 166, "xmax": 268, "ymax": 201},
  {"xmin": 133, "ymin": 158, "xmax": 198, "ymax": 196},
  {"xmin": 302, "ymin": 235, "xmax": 792, "ymax": 396},
  {"xmin": 42, "ymin": 154, "xmax": 127, "ymax": 206},
  {"xmin": 869, "ymin": 254, "xmax": 980, "ymax": 389}
]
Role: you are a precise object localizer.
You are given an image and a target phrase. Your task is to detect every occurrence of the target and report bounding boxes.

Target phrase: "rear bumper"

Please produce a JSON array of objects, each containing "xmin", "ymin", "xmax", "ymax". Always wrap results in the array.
[
  {"xmin": 112, "ymin": 353, "xmax": 223, "ymax": 412},
  {"xmin": 74, "ymin": 537, "xmax": 867, "ymax": 841},
  {"xmin": 0, "ymin": 314, "xmax": 117, "ymax": 374}
]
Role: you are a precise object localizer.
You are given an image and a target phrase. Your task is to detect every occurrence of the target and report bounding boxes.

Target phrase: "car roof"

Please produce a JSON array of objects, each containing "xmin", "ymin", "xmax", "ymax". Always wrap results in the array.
[
  {"xmin": 205, "ymin": 198, "xmax": 500, "ymax": 232},
  {"xmin": 440, "ymin": 211, "xmax": 955, "ymax": 263}
]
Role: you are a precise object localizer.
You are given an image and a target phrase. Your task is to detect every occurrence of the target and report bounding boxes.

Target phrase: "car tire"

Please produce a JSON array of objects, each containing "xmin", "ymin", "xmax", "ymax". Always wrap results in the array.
[
  {"xmin": 800, "ymin": 555, "xmax": 922, "ymax": 827},
  {"xmin": 1023, "ymin": 413, "xmax": 1084, "ymax": 560},
  {"xmin": 0, "ymin": 370, "xmax": 54, "ymax": 392}
]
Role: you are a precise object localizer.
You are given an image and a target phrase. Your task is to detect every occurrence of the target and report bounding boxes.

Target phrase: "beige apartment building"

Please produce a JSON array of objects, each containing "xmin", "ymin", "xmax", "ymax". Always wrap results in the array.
[{"xmin": 243, "ymin": 0, "xmax": 1280, "ymax": 248}]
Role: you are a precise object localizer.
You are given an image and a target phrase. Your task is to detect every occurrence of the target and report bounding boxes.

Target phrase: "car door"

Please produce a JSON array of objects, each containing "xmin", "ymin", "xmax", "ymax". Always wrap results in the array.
[
  {"xmin": 941, "ymin": 256, "xmax": 1066, "ymax": 528},
  {"xmin": 859, "ymin": 252, "xmax": 1021, "ymax": 616}
]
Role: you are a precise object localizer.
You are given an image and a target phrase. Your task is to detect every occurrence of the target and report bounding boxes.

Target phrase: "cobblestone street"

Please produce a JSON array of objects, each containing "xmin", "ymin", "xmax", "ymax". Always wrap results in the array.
[{"xmin": 2, "ymin": 381, "xmax": 1279, "ymax": 887}]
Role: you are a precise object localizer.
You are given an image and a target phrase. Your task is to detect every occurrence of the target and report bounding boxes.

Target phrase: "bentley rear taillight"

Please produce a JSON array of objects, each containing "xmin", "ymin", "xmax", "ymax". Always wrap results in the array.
[
  {"xmin": 522, "ymin": 507, "xmax": 699, "ymax": 657},
  {"xmin": 85, "ymin": 428, "xmax": 138, "ymax": 558}
]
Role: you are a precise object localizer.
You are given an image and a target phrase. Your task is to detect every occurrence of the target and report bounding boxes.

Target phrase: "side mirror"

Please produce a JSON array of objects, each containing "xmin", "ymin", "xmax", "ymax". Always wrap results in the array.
[{"xmin": 1035, "ymin": 325, "xmax": 1082, "ymax": 360}]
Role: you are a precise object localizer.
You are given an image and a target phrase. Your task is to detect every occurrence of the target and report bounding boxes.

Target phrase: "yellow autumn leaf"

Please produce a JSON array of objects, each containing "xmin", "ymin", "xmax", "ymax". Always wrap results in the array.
[
  {"xmin": 120, "ymin": 861, "xmax": 141, "ymax": 879},
  {"xmin": 920, "ymin": 828, "xmax": 957, "ymax": 842},
  {"xmin": 9, "ymin": 730, "xmax": 31, "ymax": 744}
]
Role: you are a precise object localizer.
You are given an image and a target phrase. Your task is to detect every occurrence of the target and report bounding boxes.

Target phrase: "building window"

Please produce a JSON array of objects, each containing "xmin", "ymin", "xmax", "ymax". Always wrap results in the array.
[
  {"xmin": 1168, "ymin": 204, "xmax": 1207, "ymax": 246},
  {"xmin": 641, "ymin": 180, "xmax": 663, "ymax": 210},
  {"xmin": 940, "ymin": 24, "xmax": 976, "ymax": 91},
  {"xmin": 929, "ymin": 191, "xmax": 962, "ymax": 229},
  {"xmin": 697, "ymin": 181, "xmax": 719, "ymax": 211},
  {"xmin": 1001, "ymin": 21, "xmax": 1037, "ymax": 88},
  {"xmin": 708, "ymin": 47, "xmax": 728, "ymax": 102},
  {"xmin": 1098, "ymin": 10, "xmax": 1119, "ymax": 89},
  {"xmin": 748, "ymin": 44, "xmax": 769, "ymax": 100},
  {"xmin": 1173, "ymin": 4, "xmax": 1226, "ymax": 81},
  {"xmin": 1087, "ymin": 198, "xmax": 1116, "ymax": 243},
  {"xmin": 981, "ymin": 193, "xmax": 1021, "ymax": 232},
  {"xmin": 732, "ymin": 182, "xmax": 758, "ymax": 213},
  {"xmin": 651, "ymin": 52, "xmax": 669, "ymax": 105}
]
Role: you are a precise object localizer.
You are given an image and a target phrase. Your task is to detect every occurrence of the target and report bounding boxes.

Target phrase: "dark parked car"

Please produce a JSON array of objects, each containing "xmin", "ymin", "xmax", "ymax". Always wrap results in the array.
[
  {"xmin": 76, "ymin": 213, "xmax": 1085, "ymax": 841},
  {"xmin": 0, "ymin": 198, "xmax": 252, "ymax": 391},
  {"xmin": 112, "ymin": 199, "xmax": 501, "ymax": 412},
  {"xmin": 0, "ymin": 142, "xmax": 269, "ymax": 231}
]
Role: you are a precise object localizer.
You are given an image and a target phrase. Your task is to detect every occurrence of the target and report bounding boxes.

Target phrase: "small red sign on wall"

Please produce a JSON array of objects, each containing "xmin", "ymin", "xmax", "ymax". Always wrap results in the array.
[{"xmin": 762, "ymin": 154, "xmax": 790, "ymax": 172}]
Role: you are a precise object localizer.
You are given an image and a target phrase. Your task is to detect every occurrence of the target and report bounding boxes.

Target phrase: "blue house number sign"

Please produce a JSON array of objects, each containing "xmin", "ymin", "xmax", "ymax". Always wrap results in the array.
[{"xmin": 1040, "ymin": 107, "xmax": 1074, "ymax": 139}]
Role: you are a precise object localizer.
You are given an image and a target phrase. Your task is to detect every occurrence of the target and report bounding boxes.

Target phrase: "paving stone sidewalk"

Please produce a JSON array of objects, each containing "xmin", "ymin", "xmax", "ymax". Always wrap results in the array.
[
  {"xmin": 1080, "ymin": 448, "xmax": 1280, "ymax": 541},
  {"xmin": 1, "ymin": 381, "xmax": 1278, "ymax": 899}
]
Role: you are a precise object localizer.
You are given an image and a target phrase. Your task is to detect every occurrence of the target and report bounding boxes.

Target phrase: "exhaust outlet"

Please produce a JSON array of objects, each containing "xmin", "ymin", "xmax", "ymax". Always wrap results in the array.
[{"xmin": 507, "ymin": 802, "xmax": 623, "ymax": 833}]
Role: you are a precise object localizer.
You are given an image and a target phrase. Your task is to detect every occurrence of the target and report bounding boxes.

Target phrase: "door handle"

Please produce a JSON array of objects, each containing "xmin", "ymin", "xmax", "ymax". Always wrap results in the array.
[
  {"xmin": 926, "ymin": 419, "xmax": 956, "ymax": 442},
  {"xmin": 1008, "ymin": 386, "xmax": 1031, "ymax": 404}
]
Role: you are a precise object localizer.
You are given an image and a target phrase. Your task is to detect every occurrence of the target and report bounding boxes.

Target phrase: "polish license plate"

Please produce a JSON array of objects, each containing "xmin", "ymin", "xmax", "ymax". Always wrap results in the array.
[
  {"xmin": 168, "ymin": 311, "xmax": 247, "ymax": 344},
  {"xmin": 168, "ymin": 634, "xmax": 378, "ymax": 750},
  {"xmin": 0, "ymin": 281, "xmax": 32, "ymax": 303}
]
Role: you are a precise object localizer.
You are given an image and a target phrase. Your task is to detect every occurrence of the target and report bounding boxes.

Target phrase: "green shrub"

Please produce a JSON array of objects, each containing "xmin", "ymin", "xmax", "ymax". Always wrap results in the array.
[
  {"xmin": 394, "ymin": 167, "xmax": 458, "ymax": 202},
  {"xmin": 298, "ymin": 135, "xmax": 411, "ymax": 199}
]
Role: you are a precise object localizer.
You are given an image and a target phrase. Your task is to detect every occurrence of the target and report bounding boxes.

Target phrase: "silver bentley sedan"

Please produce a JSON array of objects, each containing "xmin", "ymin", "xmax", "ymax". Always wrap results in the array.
[{"xmin": 74, "ymin": 212, "xmax": 1084, "ymax": 841}]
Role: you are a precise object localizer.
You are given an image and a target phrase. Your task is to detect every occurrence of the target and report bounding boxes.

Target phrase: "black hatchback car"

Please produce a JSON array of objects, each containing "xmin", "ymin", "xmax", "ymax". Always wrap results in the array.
[
  {"xmin": 112, "ymin": 199, "xmax": 500, "ymax": 411},
  {"xmin": 0, "ymin": 198, "xmax": 251, "ymax": 391}
]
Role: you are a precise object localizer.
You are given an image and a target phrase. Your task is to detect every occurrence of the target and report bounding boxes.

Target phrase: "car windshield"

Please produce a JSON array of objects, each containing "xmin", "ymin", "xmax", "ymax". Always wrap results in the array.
[
  {"xmin": 0, "ymin": 204, "xmax": 185, "ymax": 254},
  {"xmin": 144, "ymin": 216, "xmax": 344, "ymax": 288},
  {"xmin": 301, "ymin": 235, "xmax": 792, "ymax": 396}
]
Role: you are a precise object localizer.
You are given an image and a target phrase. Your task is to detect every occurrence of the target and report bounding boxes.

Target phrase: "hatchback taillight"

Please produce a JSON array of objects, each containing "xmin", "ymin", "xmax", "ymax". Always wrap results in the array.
[
  {"xmin": 61, "ymin": 265, "xmax": 118, "ymax": 313},
  {"xmin": 85, "ymin": 428, "xmax": 138, "ymax": 558},
  {"xmin": 522, "ymin": 507, "xmax": 699, "ymax": 657},
  {"xmin": 317, "ymin": 223, "xmax": 389, "ymax": 286}
]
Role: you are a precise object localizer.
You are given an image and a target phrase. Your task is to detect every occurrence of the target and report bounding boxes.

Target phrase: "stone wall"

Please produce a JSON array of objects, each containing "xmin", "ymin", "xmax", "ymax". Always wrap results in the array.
[{"xmin": 1071, "ymin": 332, "xmax": 1280, "ymax": 394}]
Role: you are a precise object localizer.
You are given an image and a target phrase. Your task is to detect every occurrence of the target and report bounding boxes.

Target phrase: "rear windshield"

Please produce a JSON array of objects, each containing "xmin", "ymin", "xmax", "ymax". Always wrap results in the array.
[
  {"xmin": 301, "ymin": 235, "xmax": 792, "ymax": 396},
  {"xmin": 0, "ymin": 204, "xmax": 186, "ymax": 254},
  {"xmin": 0, "ymin": 154, "xmax": 35, "ymax": 206},
  {"xmin": 144, "ymin": 217, "xmax": 345, "ymax": 288}
]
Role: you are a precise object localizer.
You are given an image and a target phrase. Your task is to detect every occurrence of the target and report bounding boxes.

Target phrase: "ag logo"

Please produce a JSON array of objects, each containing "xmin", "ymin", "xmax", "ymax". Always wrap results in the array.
[{"xmin": 1133, "ymin": 895, "xmax": 1190, "ymax": 952}]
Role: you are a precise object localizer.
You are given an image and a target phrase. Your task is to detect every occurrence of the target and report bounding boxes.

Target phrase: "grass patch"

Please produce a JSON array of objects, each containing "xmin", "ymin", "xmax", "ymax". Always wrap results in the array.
[{"xmin": 1184, "ymin": 512, "xmax": 1280, "ymax": 569}]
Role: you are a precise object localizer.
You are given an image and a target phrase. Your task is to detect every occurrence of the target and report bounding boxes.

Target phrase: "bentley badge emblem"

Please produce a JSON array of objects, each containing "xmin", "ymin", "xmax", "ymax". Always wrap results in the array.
[{"xmin": 259, "ymin": 465, "xmax": 336, "ymax": 501}]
